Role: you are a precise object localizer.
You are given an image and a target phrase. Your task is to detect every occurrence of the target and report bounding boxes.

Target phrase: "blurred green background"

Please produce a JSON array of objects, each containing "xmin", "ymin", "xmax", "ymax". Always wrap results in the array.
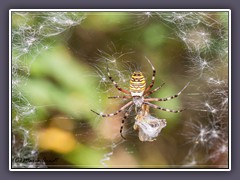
[{"xmin": 11, "ymin": 11, "xmax": 229, "ymax": 168}]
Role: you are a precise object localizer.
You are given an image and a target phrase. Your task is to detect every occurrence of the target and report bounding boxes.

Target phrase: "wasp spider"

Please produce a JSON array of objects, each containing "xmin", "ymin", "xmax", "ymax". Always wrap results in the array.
[{"xmin": 91, "ymin": 57, "xmax": 189, "ymax": 139}]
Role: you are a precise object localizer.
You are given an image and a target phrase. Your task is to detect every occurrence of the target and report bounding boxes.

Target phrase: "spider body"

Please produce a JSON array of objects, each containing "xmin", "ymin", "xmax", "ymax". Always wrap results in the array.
[
  {"xmin": 130, "ymin": 72, "xmax": 146, "ymax": 97},
  {"xmin": 91, "ymin": 57, "xmax": 189, "ymax": 139},
  {"xmin": 130, "ymin": 71, "xmax": 146, "ymax": 108},
  {"xmin": 132, "ymin": 96, "xmax": 144, "ymax": 108}
]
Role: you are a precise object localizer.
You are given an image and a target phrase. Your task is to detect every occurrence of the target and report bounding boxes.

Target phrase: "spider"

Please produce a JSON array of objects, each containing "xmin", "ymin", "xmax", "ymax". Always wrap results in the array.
[{"xmin": 91, "ymin": 57, "xmax": 190, "ymax": 139}]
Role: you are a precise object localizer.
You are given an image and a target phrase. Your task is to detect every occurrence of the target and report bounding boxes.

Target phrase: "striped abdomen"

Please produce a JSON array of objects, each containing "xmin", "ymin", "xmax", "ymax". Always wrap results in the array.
[{"xmin": 130, "ymin": 72, "xmax": 146, "ymax": 96}]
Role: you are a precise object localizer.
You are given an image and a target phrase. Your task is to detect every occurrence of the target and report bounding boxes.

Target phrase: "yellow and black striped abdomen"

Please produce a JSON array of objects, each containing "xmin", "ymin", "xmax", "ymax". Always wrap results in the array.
[{"xmin": 129, "ymin": 72, "xmax": 146, "ymax": 96}]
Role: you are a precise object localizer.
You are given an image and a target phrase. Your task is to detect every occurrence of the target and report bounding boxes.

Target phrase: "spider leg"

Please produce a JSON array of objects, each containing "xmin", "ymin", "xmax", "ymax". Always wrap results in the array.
[
  {"xmin": 107, "ymin": 63, "xmax": 131, "ymax": 94},
  {"xmin": 108, "ymin": 96, "xmax": 131, "ymax": 99},
  {"xmin": 91, "ymin": 101, "xmax": 133, "ymax": 117},
  {"xmin": 119, "ymin": 105, "xmax": 133, "ymax": 139},
  {"xmin": 144, "ymin": 82, "xmax": 190, "ymax": 102},
  {"xmin": 144, "ymin": 82, "xmax": 165, "ymax": 97},
  {"xmin": 144, "ymin": 56, "xmax": 156, "ymax": 93},
  {"xmin": 144, "ymin": 102, "xmax": 185, "ymax": 113}
]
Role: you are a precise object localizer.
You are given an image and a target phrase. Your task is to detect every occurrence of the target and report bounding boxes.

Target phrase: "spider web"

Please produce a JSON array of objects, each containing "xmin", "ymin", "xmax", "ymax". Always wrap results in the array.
[
  {"xmin": 11, "ymin": 11, "xmax": 86, "ymax": 168},
  {"xmin": 90, "ymin": 12, "xmax": 229, "ymax": 167},
  {"xmin": 11, "ymin": 11, "xmax": 229, "ymax": 168},
  {"xmin": 155, "ymin": 12, "xmax": 229, "ymax": 166}
]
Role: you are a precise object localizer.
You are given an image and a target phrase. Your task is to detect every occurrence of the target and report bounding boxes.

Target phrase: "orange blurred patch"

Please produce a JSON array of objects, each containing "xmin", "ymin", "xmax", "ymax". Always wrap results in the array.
[{"xmin": 38, "ymin": 127, "xmax": 77, "ymax": 154}]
